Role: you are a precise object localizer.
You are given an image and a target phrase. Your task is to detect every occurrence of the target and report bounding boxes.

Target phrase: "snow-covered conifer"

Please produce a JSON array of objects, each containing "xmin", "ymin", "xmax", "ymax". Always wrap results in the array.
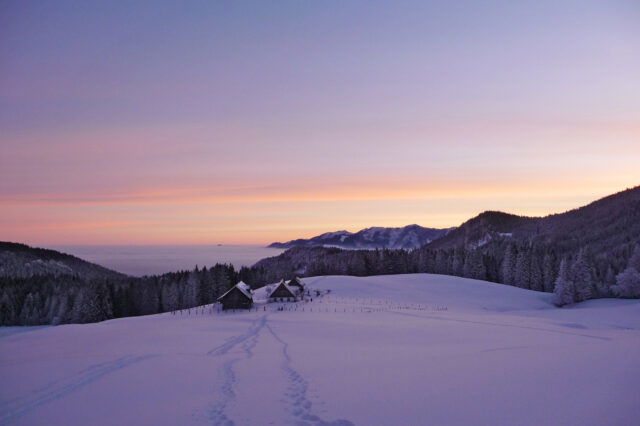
[
  {"xmin": 612, "ymin": 268, "xmax": 640, "ymax": 298},
  {"xmin": 571, "ymin": 251, "xmax": 594, "ymax": 302},
  {"xmin": 612, "ymin": 245, "xmax": 640, "ymax": 298},
  {"xmin": 554, "ymin": 259, "xmax": 576, "ymax": 306}
]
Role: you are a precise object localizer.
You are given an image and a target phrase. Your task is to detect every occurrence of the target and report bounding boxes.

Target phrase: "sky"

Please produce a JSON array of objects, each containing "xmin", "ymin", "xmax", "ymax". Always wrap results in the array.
[{"xmin": 1, "ymin": 0, "xmax": 639, "ymax": 245}]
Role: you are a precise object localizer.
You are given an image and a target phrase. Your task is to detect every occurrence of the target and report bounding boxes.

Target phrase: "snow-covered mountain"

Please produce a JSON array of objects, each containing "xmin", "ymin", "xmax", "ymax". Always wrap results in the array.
[{"xmin": 268, "ymin": 224, "xmax": 452, "ymax": 249}]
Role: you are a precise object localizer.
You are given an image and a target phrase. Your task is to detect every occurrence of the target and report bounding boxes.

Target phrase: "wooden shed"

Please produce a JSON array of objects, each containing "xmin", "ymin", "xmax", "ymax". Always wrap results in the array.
[
  {"xmin": 287, "ymin": 276, "xmax": 304, "ymax": 292},
  {"xmin": 268, "ymin": 279, "xmax": 299, "ymax": 302},
  {"xmin": 217, "ymin": 281, "xmax": 253, "ymax": 310}
]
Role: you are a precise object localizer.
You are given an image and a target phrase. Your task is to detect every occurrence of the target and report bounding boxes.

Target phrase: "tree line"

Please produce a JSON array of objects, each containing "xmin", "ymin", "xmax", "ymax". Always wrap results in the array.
[
  {"xmin": 240, "ymin": 241, "xmax": 640, "ymax": 306},
  {"xmin": 0, "ymin": 264, "xmax": 237, "ymax": 326}
]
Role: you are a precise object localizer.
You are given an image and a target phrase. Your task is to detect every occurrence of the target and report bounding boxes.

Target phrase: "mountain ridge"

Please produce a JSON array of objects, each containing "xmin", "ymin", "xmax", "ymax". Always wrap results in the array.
[
  {"xmin": 425, "ymin": 185, "xmax": 640, "ymax": 251},
  {"xmin": 268, "ymin": 224, "xmax": 453, "ymax": 249},
  {"xmin": 0, "ymin": 241, "xmax": 126, "ymax": 279}
]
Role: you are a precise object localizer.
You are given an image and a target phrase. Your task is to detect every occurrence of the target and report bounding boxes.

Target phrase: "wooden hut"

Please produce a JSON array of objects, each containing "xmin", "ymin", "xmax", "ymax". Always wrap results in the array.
[
  {"xmin": 217, "ymin": 281, "xmax": 253, "ymax": 310},
  {"xmin": 287, "ymin": 276, "xmax": 304, "ymax": 292},
  {"xmin": 268, "ymin": 279, "xmax": 299, "ymax": 302}
]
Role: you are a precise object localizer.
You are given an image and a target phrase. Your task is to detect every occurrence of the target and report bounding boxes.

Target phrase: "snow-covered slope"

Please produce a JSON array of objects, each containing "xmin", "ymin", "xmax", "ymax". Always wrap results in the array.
[{"xmin": 1, "ymin": 274, "xmax": 639, "ymax": 425}]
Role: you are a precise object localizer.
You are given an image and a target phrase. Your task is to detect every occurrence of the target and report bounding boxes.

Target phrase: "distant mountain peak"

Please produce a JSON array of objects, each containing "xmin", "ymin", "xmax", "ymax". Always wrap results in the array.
[
  {"xmin": 317, "ymin": 230, "xmax": 352, "ymax": 240},
  {"xmin": 268, "ymin": 225, "xmax": 453, "ymax": 250}
]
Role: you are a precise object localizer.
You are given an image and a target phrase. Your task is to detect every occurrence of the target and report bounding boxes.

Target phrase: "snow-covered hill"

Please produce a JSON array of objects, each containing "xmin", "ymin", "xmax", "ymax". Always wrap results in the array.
[{"xmin": 1, "ymin": 274, "xmax": 639, "ymax": 425}]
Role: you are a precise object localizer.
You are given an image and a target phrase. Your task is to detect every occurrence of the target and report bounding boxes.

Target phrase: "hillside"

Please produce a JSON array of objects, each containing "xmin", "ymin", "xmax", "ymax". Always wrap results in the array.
[
  {"xmin": 423, "ymin": 211, "xmax": 533, "ymax": 250},
  {"xmin": 0, "ymin": 243, "xmax": 240, "ymax": 326},
  {"xmin": 1, "ymin": 274, "xmax": 638, "ymax": 425},
  {"xmin": 0, "ymin": 242, "xmax": 125, "ymax": 280},
  {"xmin": 268, "ymin": 224, "xmax": 451, "ymax": 249},
  {"xmin": 425, "ymin": 185, "xmax": 640, "ymax": 251}
]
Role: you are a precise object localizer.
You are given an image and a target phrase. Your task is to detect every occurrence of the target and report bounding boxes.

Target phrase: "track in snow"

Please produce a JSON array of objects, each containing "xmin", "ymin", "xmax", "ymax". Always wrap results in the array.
[
  {"xmin": 0, "ymin": 355, "xmax": 156, "ymax": 425},
  {"xmin": 265, "ymin": 323, "xmax": 354, "ymax": 426},
  {"xmin": 208, "ymin": 315, "xmax": 267, "ymax": 425},
  {"xmin": 206, "ymin": 313, "xmax": 353, "ymax": 426}
]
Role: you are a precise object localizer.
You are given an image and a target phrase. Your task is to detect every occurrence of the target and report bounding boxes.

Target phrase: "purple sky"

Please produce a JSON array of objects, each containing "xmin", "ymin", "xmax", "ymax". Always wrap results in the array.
[{"xmin": 1, "ymin": 1, "xmax": 639, "ymax": 244}]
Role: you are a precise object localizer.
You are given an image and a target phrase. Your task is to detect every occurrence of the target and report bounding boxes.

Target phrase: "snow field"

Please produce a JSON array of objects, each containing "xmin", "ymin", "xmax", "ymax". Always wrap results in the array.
[{"xmin": 1, "ymin": 274, "xmax": 639, "ymax": 425}]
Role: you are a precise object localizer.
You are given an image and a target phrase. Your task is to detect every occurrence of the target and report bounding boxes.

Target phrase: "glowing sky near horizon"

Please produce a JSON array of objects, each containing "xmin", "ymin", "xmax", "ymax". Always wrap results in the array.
[{"xmin": 1, "ymin": 0, "xmax": 639, "ymax": 245}]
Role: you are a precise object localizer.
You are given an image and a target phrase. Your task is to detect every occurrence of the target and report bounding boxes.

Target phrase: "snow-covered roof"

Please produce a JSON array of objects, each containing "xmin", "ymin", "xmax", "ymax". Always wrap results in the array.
[
  {"xmin": 268, "ymin": 279, "xmax": 297, "ymax": 298},
  {"xmin": 217, "ymin": 281, "xmax": 253, "ymax": 301},
  {"xmin": 236, "ymin": 281, "xmax": 252, "ymax": 298},
  {"xmin": 287, "ymin": 277, "xmax": 304, "ymax": 287}
]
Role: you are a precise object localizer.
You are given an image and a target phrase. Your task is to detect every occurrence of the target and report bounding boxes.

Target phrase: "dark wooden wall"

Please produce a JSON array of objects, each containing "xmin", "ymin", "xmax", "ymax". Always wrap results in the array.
[{"xmin": 220, "ymin": 287, "xmax": 252, "ymax": 310}]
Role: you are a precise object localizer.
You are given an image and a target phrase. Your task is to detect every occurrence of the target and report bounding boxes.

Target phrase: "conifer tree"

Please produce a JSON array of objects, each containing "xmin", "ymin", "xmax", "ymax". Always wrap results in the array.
[
  {"xmin": 0, "ymin": 291, "xmax": 17, "ymax": 325},
  {"xmin": 542, "ymin": 253, "xmax": 555, "ymax": 292},
  {"xmin": 612, "ymin": 268, "xmax": 640, "ymax": 298},
  {"xmin": 347, "ymin": 251, "xmax": 367, "ymax": 277},
  {"xmin": 20, "ymin": 293, "xmax": 41, "ymax": 325},
  {"xmin": 612, "ymin": 245, "xmax": 640, "ymax": 298},
  {"xmin": 452, "ymin": 248, "xmax": 465, "ymax": 276},
  {"xmin": 463, "ymin": 250, "xmax": 486, "ymax": 280},
  {"xmin": 501, "ymin": 244, "xmax": 516, "ymax": 286},
  {"xmin": 554, "ymin": 259, "xmax": 576, "ymax": 306},
  {"xmin": 628, "ymin": 244, "xmax": 640, "ymax": 270},
  {"xmin": 52, "ymin": 294, "xmax": 69, "ymax": 325},
  {"xmin": 514, "ymin": 249, "xmax": 531, "ymax": 289},
  {"xmin": 529, "ymin": 254, "xmax": 544, "ymax": 291},
  {"xmin": 571, "ymin": 250, "xmax": 594, "ymax": 302},
  {"xmin": 434, "ymin": 250, "xmax": 448, "ymax": 275},
  {"xmin": 161, "ymin": 281, "xmax": 179, "ymax": 311}
]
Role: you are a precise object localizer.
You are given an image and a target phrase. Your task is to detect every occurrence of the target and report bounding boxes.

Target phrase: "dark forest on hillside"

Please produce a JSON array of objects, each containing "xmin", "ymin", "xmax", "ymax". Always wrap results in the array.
[{"xmin": 0, "ymin": 265, "xmax": 237, "ymax": 326}]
